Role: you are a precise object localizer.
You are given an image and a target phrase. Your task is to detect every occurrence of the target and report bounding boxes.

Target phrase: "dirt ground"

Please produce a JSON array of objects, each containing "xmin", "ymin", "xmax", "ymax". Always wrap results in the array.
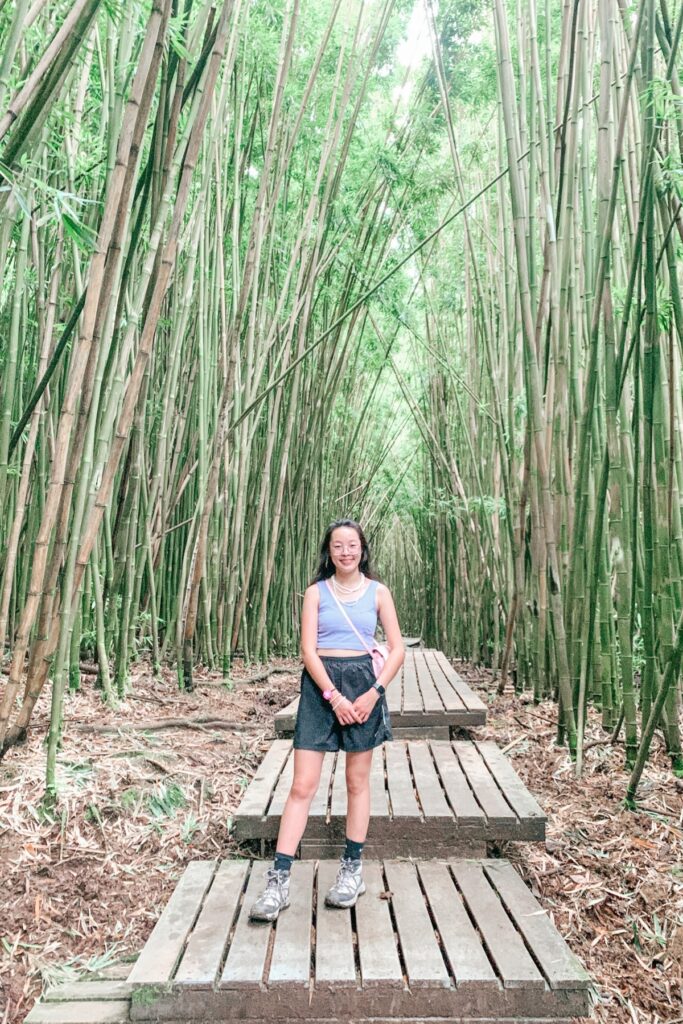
[{"xmin": 0, "ymin": 657, "xmax": 680, "ymax": 1024}]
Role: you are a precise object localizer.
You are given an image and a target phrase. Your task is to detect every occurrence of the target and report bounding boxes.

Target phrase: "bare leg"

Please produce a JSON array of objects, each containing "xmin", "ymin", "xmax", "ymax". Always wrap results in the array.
[
  {"xmin": 344, "ymin": 748, "xmax": 373, "ymax": 842},
  {"xmin": 274, "ymin": 749, "xmax": 325, "ymax": 855}
]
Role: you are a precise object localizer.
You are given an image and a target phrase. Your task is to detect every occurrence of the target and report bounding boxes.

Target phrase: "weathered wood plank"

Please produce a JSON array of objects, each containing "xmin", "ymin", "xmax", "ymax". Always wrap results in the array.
[
  {"xmin": 413, "ymin": 652, "xmax": 444, "ymax": 713},
  {"xmin": 450, "ymin": 861, "xmax": 544, "ymax": 989},
  {"xmin": 423, "ymin": 650, "xmax": 467, "ymax": 712},
  {"xmin": 45, "ymin": 982, "xmax": 131, "ymax": 1002},
  {"xmin": 430, "ymin": 740, "xmax": 485, "ymax": 824},
  {"xmin": 407, "ymin": 741, "xmax": 452, "ymax": 819},
  {"xmin": 314, "ymin": 861, "xmax": 357, "ymax": 986},
  {"xmin": 453, "ymin": 741, "xmax": 517, "ymax": 825},
  {"xmin": 268, "ymin": 861, "xmax": 314, "ymax": 984},
  {"xmin": 484, "ymin": 860, "xmax": 591, "ymax": 990},
  {"xmin": 353, "ymin": 862, "xmax": 403, "ymax": 987},
  {"xmin": 274, "ymin": 696, "xmax": 300, "ymax": 736},
  {"xmin": 391, "ymin": 725, "xmax": 450, "ymax": 740},
  {"xmin": 385, "ymin": 670, "xmax": 402, "ymax": 713},
  {"xmin": 433, "ymin": 651, "xmax": 488, "ymax": 714},
  {"xmin": 175, "ymin": 860, "xmax": 248, "ymax": 986},
  {"xmin": 233, "ymin": 740, "xmax": 291, "ymax": 822},
  {"xmin": 384, "ymin": 861, "xmax": 450, "ymax": 988},
  {"xmin": 476, "ymin": 742, "xmax": 546, "ymax": 828},
  {"xmin": 267, "ymin": 746, "xmax": 295, "ymax": 819},
  {"xmin": 401, "ymin": 650, "xmax": 423, "ymax": 713},
  {"xmin": 384, "ymin": 741, "xmax": 421, "ymax": 819},
  {"xmin": 221, "ymin": 867, "xmax": 273, "ymax": 987},
  {"xmin": 416, "ymin": 861, "xmax": 498, "ymax": 989},
  {"xmin": 128, "ymin": 861, "xmax": 216, "ymax": 986},
  {"xmin": 25, "ymin": 1002, "xmax": 131, "ymax": 1023}
]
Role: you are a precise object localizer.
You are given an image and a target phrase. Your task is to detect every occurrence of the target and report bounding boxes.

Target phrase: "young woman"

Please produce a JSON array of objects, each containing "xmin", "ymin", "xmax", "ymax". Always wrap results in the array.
[{"xmin": 249, "ymin": 518, "xmax": 404, "ymax": 921}]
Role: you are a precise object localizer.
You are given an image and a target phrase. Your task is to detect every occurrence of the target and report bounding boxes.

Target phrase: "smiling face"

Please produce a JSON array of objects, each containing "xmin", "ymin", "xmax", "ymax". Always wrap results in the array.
[{"xmin": 328, "ymin": 525, "xmax": 363, "ymax": 575}]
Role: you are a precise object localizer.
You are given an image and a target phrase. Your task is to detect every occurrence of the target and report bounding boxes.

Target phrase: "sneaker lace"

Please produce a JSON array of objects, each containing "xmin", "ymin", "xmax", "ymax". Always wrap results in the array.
[
  {"xmin": 334, "ymin": 858, "xmax": 359, "ymax": 896},
  {"xmin": 260, "ymin": 868, "xmax": 287, "ymax": 904}
]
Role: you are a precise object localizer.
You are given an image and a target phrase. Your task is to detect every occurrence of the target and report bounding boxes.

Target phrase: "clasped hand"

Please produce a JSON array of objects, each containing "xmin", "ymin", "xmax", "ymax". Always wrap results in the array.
[{"xmin": 332, "ymin": 687, "xmax": 379, "ymax": 725}]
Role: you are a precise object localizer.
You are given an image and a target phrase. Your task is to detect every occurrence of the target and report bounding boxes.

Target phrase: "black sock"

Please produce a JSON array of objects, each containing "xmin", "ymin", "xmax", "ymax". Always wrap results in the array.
[
  {"xmin": 274, "ymin": 851, "xmax": 294, "ymax": 873},
  {"xmin": 343, "ymin": 837, "xmax": 364, "ymax": 862}
]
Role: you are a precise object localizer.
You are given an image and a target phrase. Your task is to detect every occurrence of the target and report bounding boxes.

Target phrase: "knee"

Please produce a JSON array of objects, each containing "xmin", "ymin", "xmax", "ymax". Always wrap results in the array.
[
  {"xmin": 290, "ymin": 775, "xmax": 319, "ymax": 803},
  {"xmin": 345, "ymin": 771, "xmax": 369, "ymax": 798}
]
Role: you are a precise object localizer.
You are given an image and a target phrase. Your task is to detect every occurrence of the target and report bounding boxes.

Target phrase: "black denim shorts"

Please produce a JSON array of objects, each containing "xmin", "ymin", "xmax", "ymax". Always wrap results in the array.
[{"xmin": 293, "ymin": 654, "xmax": 393, "ymax": 753}]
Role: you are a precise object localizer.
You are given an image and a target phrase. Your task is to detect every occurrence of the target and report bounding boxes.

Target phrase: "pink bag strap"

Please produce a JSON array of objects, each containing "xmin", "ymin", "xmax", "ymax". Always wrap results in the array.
[{"xmin": 324, "ymin": 578, "xmax": 376, "ymax": 656}]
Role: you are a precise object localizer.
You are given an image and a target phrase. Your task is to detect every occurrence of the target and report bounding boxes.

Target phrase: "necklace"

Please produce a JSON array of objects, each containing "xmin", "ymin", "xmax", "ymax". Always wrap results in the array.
[{"xmin": 332, "ymin": 572, "xmax": 365, "ymax": 595}]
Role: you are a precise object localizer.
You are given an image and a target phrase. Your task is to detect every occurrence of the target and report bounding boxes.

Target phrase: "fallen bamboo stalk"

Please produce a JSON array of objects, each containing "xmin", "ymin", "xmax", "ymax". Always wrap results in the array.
[{"xmin": 72, "ymin": 716, "xmax": 271, "ymax": 734}]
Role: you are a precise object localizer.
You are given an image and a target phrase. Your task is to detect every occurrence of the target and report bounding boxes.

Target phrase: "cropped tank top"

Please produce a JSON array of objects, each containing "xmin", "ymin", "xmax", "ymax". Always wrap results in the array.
[{"xmin": 316, "ymin": 578, "xmax": 379, "ymax": 651}]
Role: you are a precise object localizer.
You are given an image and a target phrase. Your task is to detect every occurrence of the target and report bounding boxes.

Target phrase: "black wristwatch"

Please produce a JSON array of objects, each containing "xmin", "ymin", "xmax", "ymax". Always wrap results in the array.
[{"xmin": 372, "ymin": 681, "xmax": 385, "ymax": 696}]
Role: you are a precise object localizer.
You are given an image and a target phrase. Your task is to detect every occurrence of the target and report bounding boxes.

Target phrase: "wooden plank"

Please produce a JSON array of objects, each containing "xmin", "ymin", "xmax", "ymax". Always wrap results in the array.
[
  {"xmin": 392, "ymin": 725, "xmax": 450, "ymax": 740},
  {"xmin": 274, "ymin": 696, "xmax": 299, "ymax": 735},
  {"xmin": 175, "ymin": 860, "xmax": 248, "ymax": 986},
  {"xmin": 423, "ymin": 650, "xmax": 467, "ymax": 712},
  {"xmin": 384, "ymin": 742, "xmax": 421, "ymax": 820},
  {"xmin": 308, "ymin": 751, "xmax": 335, "ymax": 819},
  {"xmin": 128, "ymin": 861, "xmax": 215, "ymax": 985},
  {"xmin": 267, "ymin": 746, "xmax": 294, "ymax": 818},
  {"xmin": 401, "ymin": 649, "xmax": 423, "ymax": 713},
  {"xmin": 416, "ymin": 862, "xmax": 498, "ymax": 989},
  {"xmin": 25, "ymin": 1002, "xmax": 130, "ymax": 1023},
  {"xmin": 268, "ymin": 861, "xmax": 314, "ymax": 984},
  {"xmin": 406, "ymin": 741, "xmax": 452, "ymax": 819},
  {"xmin": 45, "ymin": 982, "xmax": 130, "ymax": 1002},
  {"xmin": 413, "ymin": 652, "xmax": 444, "ymax": 713},
  {"xmin": 476, "ymin": 742, "xmax": 546, "ymax": 826},
  {"xmin": 384, "ymin": 861, "xmax": 450, "ymax": 987},
  {"xmin": 91, "ymin": 965, "xmax": 131, "ymax": 981},
  {"xmin": 221, "ymin": 866, "xmax": 273, "ymax": 986},
  {"xmin": 450, "ymin": 861, "xmax": 544, "ymax": 989},
  {"xmin": 386, "ymin": 665, "xmax": 402, "ymax": 713},
  {"xmin": 433, "ymin": 651, "xmax": 487, "ymax": 714},
  {"xmin": 314, "ymin": 861, "xmax": 357, "ymax": 985},
  {"xmin": 330, "ymin": 750, "xmax": 347, "ymax": 819},
  {"xmin": 484, "ymin": 861, "xmax": 591, "ymax": 990},
  {"xmin": 453, "ymin": 742, "xmax": 517, "ymax": 825},
  {"xmin": 430, "ymin": 741, "xmax": 485, "ymax": 824},
  {"xmin": 369, "ymin": 745, "xmax": 390, "ymax": 820},
  {"xmin": 353, "ymin": 862, "xmax": 403, "ymax": 986},
  {"xmin": 234, "ymin": 740, "xmax": 291, "ymax": 821}
]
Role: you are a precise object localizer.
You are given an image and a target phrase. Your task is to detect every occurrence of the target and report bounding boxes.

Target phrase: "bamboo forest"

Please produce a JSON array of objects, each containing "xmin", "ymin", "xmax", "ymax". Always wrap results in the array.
[{"xmin": 1, "ymin": 1, "xmax": 682, "ymax": 1022}]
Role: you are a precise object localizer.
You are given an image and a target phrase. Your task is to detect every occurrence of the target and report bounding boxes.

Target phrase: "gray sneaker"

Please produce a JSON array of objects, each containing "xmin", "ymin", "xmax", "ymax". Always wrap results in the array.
[
  {"xmin": 249, "ymin": 868, "xmax": 291, "ymax": 921},
  {"xmin": 324, "ymin": 857, "xmax": 366, "ymax": 908}
]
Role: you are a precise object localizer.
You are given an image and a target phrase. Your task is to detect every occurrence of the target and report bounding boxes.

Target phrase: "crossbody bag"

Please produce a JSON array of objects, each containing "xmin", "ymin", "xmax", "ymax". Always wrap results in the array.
[{"xmin": 324, "ymin": 578, "xmax": 388, "ymax": 680}]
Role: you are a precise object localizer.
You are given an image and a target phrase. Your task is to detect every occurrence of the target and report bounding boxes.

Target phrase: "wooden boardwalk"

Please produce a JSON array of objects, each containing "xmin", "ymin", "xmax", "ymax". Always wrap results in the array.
[
  {"xmin": 26, "ymin": 858, "xmax": 591, "ymax": 1023},
  {"xmin": 232, "ymin": 737, "xmax": 546, "ymax": 856},
  {"xmin": 275, "ymin": 649, "xmax": 487, "ymax": 739}
]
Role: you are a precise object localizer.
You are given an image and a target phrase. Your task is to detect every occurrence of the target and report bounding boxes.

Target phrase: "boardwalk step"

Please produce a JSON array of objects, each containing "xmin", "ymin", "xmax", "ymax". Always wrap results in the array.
[
  {"xmin": 44, "ymin": 981, "xmax": 132, "ymax": 1001},
  {"xmin": 124, "ymin": 857, "xmax": 590, "ymax": 1022},
  {"xmin": 25, "ymin": 1000, "xmax": 130, "ymax": 1023},
  {"xmin": 275, "ymin": 649, "xmax": 487, "ymax": 736},
  {"xmin": 233, "ymin": 738, "xmax": 546, "ymax": 854}
]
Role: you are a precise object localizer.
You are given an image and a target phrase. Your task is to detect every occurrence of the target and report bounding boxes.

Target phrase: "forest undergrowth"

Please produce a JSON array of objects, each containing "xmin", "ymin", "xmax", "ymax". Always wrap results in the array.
[{"xmin": 0, "ymin": 657, "xmax": 679, "ymax": 1024}]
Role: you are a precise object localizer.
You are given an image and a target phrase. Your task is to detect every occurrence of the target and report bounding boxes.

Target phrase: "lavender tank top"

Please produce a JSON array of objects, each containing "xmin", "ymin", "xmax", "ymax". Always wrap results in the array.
[{"xmin": 316, "ymin": 579, "xmax": 378, "ymax": 651}]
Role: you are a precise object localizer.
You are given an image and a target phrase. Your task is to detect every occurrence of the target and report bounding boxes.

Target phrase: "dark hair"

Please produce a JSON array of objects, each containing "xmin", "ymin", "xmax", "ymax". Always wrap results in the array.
[{"xmin": 312, "ymin": 519, "xmax": 378, "ymax": 583}]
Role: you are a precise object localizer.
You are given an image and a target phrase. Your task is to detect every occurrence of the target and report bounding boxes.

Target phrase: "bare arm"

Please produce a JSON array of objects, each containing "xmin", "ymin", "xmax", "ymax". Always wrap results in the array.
[
  {"xmin": 300, "ymin": 584, "xmax": 333, "ymax": 691},
  {"xmin": 375, "ymin": 583, "xmax": 405, "ymax": 689}
]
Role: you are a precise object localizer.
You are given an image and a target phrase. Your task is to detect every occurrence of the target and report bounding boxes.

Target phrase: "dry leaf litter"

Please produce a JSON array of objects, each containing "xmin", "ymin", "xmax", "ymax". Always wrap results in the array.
[{"xmin": 0, "ymin": 657, "xmax": 680, "ymax": 1024}]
